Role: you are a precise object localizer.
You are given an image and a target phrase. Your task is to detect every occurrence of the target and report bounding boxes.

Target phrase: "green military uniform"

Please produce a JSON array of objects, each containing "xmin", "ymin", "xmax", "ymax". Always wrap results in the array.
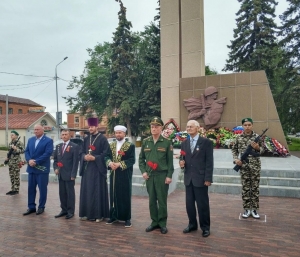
[
  {"xmin": 232, "ymin": 123, "xmax": 264, "ymax": 211},
  {"xmin": 139, "ymin": 117, "xmax": 174, "ymax": 228},
  {"xmin": 7, "ymin": 131, "xmax": 24, "ymax": 195}
]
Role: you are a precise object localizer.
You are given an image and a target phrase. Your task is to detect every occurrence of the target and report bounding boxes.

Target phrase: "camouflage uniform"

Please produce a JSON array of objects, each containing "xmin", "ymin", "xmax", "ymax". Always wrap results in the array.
[
  {"xmin": 231, "ymin": 132, "xmax": 264, "ymax": 210},
  {"xmin": 7, "ymin": 140, "xmax": 24, "ymax": 192}
]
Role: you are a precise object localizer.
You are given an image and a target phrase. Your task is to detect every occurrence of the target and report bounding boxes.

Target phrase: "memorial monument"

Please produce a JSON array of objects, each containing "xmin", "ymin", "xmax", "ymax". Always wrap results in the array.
[{"xmin": 160, "ymin": 0, "xmax": 287, "ymax": 147}]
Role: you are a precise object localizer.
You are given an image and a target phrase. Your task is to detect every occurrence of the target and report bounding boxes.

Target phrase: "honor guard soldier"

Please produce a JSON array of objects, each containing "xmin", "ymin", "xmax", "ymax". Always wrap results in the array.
[
  {"xmin": 232, "ymin": 118, "xmax": 264, "ymax": 219},
  {"xmin": 5, "ymin": 130, "xmax": 24, "ymax": 195},
  {"xmin": 139, "ymin": 117, "xmax": 174, "ymax": 234}
]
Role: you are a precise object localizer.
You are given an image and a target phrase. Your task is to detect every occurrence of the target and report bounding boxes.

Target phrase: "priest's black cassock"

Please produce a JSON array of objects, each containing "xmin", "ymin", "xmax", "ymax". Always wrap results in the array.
[
  {"xmin": 105, "ymin": 141, "xmax": 135, "ymax": 221},
  {"xmin": 79, "ymin": 133, "xmax": 110, "ymax": 220}
]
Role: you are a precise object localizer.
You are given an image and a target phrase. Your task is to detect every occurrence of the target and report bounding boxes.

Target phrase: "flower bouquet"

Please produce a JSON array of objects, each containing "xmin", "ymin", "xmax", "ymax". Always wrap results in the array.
[
  {"xmin": 179, "ymin": 150, "xmax": 186, "ymax": 182},
  {"xmin": 143, "ymin": 161, "xmax": 158, "ymax": 186}
]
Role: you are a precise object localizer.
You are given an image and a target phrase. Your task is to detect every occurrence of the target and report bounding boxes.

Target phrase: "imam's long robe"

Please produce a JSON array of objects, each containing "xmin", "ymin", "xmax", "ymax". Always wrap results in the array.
[
  {"xmin": 79, "ymin": 133, "xmax": 110, "ymax": 219},
  {"xmin": 105, "ymin": 141, "xmax": 135, "ymax": 221}
]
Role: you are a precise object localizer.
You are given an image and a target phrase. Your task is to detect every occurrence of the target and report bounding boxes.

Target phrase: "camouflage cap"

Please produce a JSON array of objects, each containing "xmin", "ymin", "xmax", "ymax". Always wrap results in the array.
[
  {"xmin": 242, "ymin": 118, "xmax": 253, "ymax": 124},
  {"xmin": 11, "ymin": 130, "xmax": 19, "ymax": 136},
  {"xmin": 150, "ymin": 117, "xmax": 164, "ymax": 126}
]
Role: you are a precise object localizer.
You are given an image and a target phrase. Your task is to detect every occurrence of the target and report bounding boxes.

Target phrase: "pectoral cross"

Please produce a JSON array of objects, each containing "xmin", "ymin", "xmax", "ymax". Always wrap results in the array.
[{"xmin": 88, "ymin": 148, "xmax": 92, "ymax": 155}]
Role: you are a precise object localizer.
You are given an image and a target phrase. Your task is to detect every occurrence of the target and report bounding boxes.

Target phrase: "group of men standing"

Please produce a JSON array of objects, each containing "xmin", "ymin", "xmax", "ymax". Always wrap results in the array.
[
  {"xmin": 20, "ymin": 118, "xmax": 136, "ymax": 228},
  {"xmin": 5, "ymin": 115, "xmax": 262, "ymax": 238}
]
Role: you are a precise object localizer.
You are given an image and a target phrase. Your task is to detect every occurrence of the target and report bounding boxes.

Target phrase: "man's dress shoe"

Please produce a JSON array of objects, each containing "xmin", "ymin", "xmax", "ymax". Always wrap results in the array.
[
  {"xmin": 65, "ymin": 214, "xmax": 74, "ymax": 219},
  {"xmin": 160, "ymin": 227, "xmax": 168, "ymax": 234},
  {"xmin": 202, "ymin": 230, "xmax": 210, "ymax": 237},
  {"xmin": 183, "ymin": 225, "xmax": 198, "ymax": 233},
  {"xmin": 36, "ymin": 208, "xmax": 44, "ymax": 215},
  {"xmin": 23, "ymin": 209, "xmax": 36, "ymax": 216},
  {"xmin": 55, "ymin": 212, "xmax": 68, "ymax": 218},
  {"xmin": 145, "ymin": 225, "xmax": 159, "ymax": 232}
]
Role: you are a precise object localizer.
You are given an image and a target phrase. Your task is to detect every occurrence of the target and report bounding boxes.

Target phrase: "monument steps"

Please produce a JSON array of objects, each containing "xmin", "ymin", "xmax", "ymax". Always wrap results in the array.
[
  {"xmin": 175, "ymin": 166, "xmax": 300, "ymax": 198},
  {"xmin": 20, "ymin": 149, "xmax": 300, "ymax": 198}
]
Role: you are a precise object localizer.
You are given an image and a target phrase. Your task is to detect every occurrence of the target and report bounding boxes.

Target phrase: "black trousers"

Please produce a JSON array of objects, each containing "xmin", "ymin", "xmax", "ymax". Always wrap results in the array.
[
  {"xmin": 185, "ymin": 182, "xmax": 210, "ymax": 231},
  {"xmin": 59, "ymin": 179, "xmax": 75, "ymax": 215}
]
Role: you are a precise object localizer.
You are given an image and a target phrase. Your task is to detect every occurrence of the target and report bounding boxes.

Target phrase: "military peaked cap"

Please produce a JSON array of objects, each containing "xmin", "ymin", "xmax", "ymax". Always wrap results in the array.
[{"xmin": 150, "ymin": 117, "xmax": 164, "ymax": 126}]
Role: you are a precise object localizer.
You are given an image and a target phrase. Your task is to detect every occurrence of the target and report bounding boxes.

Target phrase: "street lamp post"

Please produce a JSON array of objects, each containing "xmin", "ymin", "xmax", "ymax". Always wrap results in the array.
[{"xmin": 55, "ymin": 56, "xmax": 68, "ymax": 139}]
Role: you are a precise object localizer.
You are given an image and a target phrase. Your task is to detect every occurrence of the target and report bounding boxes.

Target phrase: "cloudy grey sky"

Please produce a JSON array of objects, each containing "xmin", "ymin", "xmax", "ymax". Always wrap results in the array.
[{"xmin": 0, "ymin": 0, "xmax": 288, "ymax": 122}]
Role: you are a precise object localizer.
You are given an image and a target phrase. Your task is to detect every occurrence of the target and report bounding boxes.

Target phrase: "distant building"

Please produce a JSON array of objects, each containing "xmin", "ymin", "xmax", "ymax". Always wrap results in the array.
[
  {"xmin": 67, "ymin": 113, "xmax": 108, "ymax": 137},
  {"xmin": 0, "ymin": 94, "xmax": 45, "ymax": 115},
  {"xmin": 0, "ymin": 112, "xmax": 58, "ymax": 147}
]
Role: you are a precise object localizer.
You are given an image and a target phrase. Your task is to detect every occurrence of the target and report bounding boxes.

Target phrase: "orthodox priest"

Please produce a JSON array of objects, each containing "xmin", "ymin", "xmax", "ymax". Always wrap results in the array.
[
  {"xmin": 105, "ymin": 125, "xmax": 135, "ymax": 228},
  {"xmin": 79, "ymin": 117, "xmax": 110, "ymax": 222}
]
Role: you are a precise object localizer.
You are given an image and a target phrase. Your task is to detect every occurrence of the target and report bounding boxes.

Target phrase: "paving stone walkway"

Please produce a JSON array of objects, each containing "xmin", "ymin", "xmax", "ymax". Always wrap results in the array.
[{"xmin": 0, "ymin": 164, "xmax": 300, "ymax": 257}]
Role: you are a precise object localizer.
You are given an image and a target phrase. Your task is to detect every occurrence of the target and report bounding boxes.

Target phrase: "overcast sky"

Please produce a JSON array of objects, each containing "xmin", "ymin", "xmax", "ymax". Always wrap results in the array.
[{"xmin": 0, "ymin": 0, "xmax": 288, "ymax": 122}]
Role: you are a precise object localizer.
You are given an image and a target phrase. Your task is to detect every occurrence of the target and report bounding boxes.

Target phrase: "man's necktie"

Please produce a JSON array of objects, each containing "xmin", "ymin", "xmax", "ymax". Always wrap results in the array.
[
  {"xmin": 62, "ymin": 143, "xmax": 66, "ymax": 154},
  {"xmin": 190, "ymin": 138, "xmax": 195, "ymax": 153}
]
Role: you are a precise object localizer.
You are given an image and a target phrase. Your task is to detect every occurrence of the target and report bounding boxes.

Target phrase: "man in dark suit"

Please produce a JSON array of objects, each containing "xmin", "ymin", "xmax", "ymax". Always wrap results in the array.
[
  {"xmin": 179, "ymin": 120, "xmax": 213, "ymax": 237},
  {"xmin": 23, "ymin": 124, "xmax": 53, "ymax": 216},
  {"xmin": 53, "ymin": 129, "xmax": 80, "ymax": 219}
]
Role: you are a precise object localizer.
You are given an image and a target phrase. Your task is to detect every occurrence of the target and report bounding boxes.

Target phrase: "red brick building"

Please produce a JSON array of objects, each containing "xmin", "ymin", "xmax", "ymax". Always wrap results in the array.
[
  {"xmin": 0, "ymin": 94, "xmax": 44, "ymax": 115},
  {"xmin": 67, "ymin": 113, "xmax": 108, "ymax": 137}
]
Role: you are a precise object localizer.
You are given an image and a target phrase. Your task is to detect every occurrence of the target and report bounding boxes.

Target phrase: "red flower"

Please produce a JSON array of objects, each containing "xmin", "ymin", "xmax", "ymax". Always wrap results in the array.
[
  {"xmin": 57, "ymin": 162, "xmax": 63, "ymax": 168},
  {"xmin": 118, "ymin": 151, "xmax": 125, "ymax": 156},
  {"xmin": 89, "ymin": 145, "xmax": 96, "ymax": 151},
  {"xmin": 152, "ymin": 163, "xmax": 158, "ymax": 170},
  {"xmin": 147, "ymin": 161, "xmax": 158, "ymax": 170},
  {"xmin": 180, "ymin": 150, "xmax": 186, "ymax": 156},
  {"xmin": 147, "ymin": 161, "xmax": 154, "ymax": 169}
]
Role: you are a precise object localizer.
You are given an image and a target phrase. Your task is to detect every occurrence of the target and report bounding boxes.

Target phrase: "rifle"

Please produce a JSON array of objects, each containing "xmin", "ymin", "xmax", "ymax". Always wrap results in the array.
[
  {"xmin": 4, "ymin": 136, "xmax": 21, "ymax": 165},
  {"xmin": 233, "ymin": 128, "xmax": 268, "ymax": 172}
]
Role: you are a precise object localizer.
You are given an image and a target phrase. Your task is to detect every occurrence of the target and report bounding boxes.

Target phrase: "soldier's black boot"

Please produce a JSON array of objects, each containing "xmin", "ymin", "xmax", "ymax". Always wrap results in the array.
[{"xmin": 6, "ymin": 191, "xmax": 13, "ymax": 195}]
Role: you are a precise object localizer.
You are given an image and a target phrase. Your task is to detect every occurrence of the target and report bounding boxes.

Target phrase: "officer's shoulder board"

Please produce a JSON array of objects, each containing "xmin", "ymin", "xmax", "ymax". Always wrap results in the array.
[{"xmin": 144, "ymin": 136, "xmax": 151, "ymax": 140}]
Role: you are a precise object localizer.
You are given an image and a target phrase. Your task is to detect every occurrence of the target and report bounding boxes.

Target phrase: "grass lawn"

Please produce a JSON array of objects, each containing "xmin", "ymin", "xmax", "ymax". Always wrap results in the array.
[{"xmin": 288, "ymin": 137, "xmax": 300, "ymax": 151}]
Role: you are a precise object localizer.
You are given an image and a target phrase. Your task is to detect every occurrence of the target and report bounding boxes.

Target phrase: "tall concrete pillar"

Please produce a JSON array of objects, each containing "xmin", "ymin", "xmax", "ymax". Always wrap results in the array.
[{"xmin": 160, "ymin": 0, "xmax": 205, "ymax": 125}]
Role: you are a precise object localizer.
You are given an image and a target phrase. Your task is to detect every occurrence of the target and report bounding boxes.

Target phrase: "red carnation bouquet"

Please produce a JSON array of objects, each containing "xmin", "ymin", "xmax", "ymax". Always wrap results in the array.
[
  {"xmin": 143, "ymin": 161, "xmax": 158, "ymax": 186},
  {"xmin": 179, "ymin": 150, "xmax": 186, "ymax": 181},
  {"xmin": 180, "ymin": 150, "xmax": 186, "ymax": 161},
  {"xmin": 57, "ymin": 162, "xmax": 63, "ymax": 169},
  {"xmin": 89, "ymin": 145, "xmax": 96, "ymax": 153},
  {"xmin": 89, "ymin": 145, "xmax": 96, "ymax": 151},
  {"xmin": 118, "ymin": 150, "xmax": 125, "ymax": 156},
  {"xmin": 147, "ymin": 161, "xmax": 158, "ymax": 175}
]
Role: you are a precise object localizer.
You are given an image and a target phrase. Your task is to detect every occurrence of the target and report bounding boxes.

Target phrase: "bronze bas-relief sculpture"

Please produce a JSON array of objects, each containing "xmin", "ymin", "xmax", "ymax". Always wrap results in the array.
[{"xmin": 183, "ymin": 87, "xmax": 226, "ymax": 129}]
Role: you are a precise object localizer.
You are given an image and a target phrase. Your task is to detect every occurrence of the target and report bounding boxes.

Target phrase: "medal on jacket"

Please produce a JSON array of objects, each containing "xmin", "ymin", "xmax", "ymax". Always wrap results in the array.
[{"xmin": 196, "ymin": 145, "xmax": 199, "ymax": 151}]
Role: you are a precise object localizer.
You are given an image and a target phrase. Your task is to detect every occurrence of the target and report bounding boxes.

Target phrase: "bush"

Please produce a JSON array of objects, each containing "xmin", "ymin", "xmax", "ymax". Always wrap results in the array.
[
  {"xmin": 0, "ymin": 147, "xmax": 8, "ymax": 151},
  {"xmin": 291, "ymin": 137, "xmax": 300, "ymax": 144}
]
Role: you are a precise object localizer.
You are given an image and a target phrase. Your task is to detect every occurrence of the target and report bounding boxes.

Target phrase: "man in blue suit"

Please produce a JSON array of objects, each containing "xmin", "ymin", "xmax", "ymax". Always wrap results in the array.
[{"xmin": 23, "ymin": 124, "xmax": 53, "ymax": 215}]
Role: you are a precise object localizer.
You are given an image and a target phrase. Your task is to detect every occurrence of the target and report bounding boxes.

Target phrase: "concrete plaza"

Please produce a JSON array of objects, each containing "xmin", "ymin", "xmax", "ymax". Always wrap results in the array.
[{"xmin": 0, "ymin": 150, "xmax": 300, "ymax": 256}]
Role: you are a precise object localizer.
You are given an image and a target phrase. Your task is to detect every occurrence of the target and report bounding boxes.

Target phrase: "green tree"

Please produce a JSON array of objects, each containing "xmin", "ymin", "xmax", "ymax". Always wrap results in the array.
[
  {"xmin": 64, "ymin": 1, "xmax": 161, "ymax": 136},
  {"xmin": 134, "ymin": 22, "xmax": 161, "ymax": 134},
  {"xmin": 106, "ymin": 0, "xmax": 138, "ymax": 137},
  {"xmin": 64, "ymin": 42, "xmax": 112, "ymax": 118},
  {"xmin": 279, "ymin": 0, "xmax": 300, "ymax": 131},
  {"xmin": 205, "ymin": 65, "xmax": 218, "ymax": 75},
  {"xmin": 223, "ymin": 0, "xmax": 279, "ymax": 89},
  {"xmin": 280, "ymin": 0, "xmax": 300, "ymax": 72}
]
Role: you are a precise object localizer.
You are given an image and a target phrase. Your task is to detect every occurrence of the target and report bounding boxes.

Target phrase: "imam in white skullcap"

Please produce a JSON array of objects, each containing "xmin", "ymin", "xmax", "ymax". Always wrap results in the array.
[{"xmin": 114, "ymin": 125, "xmax": 127, "ymax": 133}]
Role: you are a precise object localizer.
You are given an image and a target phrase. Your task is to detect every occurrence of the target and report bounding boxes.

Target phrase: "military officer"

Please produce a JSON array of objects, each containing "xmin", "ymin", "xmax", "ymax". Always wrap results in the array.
[
  {"xmin": 139, "ymin": 117, "xmax": 174, "ymax": 234},
  {"xmin": 5, "ymin": 130, "xmax": 24, "ymax": 195},
  {"xmin": 232, "ymin": 118, "xmax": 264, "ymax": 219}
]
